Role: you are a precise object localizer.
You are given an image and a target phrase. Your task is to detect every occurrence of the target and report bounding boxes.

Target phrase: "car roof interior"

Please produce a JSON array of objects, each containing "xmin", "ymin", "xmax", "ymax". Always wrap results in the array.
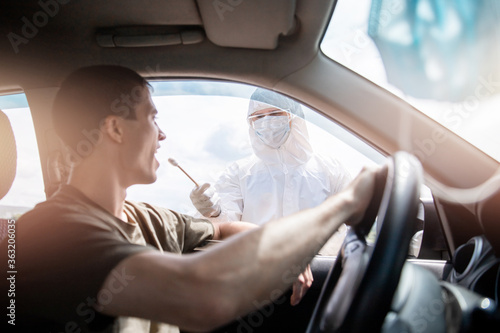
[{"xmin": 1, "ymin": 0, "xmax": 499, "ymax": 253}]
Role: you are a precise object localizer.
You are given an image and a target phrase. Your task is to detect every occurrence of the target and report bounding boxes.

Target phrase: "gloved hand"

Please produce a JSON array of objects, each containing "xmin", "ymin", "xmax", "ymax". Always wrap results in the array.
[{"xmin": 190, "ymin": 183, "xmax": 221, "ymax": 218}]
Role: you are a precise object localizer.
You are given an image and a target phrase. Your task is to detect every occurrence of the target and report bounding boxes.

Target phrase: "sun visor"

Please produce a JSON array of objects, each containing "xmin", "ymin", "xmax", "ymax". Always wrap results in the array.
[{"xmin": 196, "ymin": 0, "xmax": 297, "ymax": 49}]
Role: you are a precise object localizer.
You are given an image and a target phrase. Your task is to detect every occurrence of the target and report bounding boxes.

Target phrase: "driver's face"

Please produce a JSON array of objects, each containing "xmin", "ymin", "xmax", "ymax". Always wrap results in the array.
[{"xmin": 119, "ymin": 87, "xmax": 166, "ymax": 185}]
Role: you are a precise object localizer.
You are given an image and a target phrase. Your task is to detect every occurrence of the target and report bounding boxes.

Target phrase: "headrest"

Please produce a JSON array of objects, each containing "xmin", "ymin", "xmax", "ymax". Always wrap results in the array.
[{"xmin": 0, "ymin": 110, "xmax": 17, "ymax": 200}]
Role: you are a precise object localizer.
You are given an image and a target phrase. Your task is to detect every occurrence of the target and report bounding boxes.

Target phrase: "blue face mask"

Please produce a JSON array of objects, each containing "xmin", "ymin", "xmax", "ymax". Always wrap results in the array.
[
  {"xmin": 368, "ymin": 0, "xmax": 500, "ymax": 102},
  {"xmin": 253, "ymin": 116, "xmax": 291, "ymax": 149}
]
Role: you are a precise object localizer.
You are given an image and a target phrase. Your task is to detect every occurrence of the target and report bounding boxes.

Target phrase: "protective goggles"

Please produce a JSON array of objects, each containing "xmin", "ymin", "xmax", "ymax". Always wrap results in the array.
[{"xmin": 247, "ymin": 109, "xmax": 292, "ymax": 129}]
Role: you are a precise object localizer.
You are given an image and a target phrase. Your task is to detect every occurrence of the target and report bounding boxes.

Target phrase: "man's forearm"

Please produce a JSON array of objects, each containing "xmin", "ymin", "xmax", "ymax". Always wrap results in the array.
[
  {"xmin": 188, "ymin": 190, "xmax": 355, "ymax": 326},
  {"xmin": 99, "ymin": 167, "xmax": 376, "ymax": 331},
  {"xmin": 99, "ymin": 192, "xmax": 354, "ymax": 331}
]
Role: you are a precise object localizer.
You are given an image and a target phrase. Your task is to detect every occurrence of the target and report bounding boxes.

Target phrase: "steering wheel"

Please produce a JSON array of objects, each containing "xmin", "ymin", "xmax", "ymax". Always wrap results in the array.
[{"xmin": 307, "ymin": 151, "xmax": 423, "ymax": 333}]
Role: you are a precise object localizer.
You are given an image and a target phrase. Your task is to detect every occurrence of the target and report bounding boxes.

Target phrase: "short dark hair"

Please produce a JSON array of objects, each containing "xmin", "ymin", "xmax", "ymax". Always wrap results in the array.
[{"xmin": 52, "ymin": 65, "xmax": 149, "ymax": 151}]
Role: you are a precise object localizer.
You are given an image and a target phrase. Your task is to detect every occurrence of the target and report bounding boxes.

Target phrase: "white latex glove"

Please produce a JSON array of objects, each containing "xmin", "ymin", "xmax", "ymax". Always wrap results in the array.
[{"xmin": 190, "ymin": 183, "xmax": 221, "ymax": 218}]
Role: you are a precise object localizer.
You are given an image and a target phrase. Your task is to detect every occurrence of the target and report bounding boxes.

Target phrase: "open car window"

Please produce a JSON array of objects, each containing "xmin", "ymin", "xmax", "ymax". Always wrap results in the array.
[{"xmin": 125, "ymin": 81, "xmax": 383, "ymax": 215}]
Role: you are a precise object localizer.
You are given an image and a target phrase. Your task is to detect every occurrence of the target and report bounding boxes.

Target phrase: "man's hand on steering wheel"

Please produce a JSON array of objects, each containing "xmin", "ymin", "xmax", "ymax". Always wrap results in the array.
[{"xmin": 342, "ymin": 165, "xmax": 387, "ymax": 227}]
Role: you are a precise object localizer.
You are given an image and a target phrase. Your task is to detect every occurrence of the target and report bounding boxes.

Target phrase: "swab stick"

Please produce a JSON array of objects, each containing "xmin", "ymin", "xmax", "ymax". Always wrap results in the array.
[{"xmin": 168, "ymin": 157, "xmax": 199, "ymax": 187}]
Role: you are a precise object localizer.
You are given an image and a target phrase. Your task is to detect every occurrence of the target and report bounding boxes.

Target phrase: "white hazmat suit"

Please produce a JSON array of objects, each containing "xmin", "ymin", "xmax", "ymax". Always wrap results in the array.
[{"xmin": 190, "ymin": 88, "xmax": 352, "ymax": 226}]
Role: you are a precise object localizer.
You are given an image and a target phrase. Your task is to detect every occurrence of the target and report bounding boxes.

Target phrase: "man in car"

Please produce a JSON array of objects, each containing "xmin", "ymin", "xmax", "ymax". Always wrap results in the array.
[{"xmin": 1, "ymin": 65, "xmax": 381, "ymax": 333}]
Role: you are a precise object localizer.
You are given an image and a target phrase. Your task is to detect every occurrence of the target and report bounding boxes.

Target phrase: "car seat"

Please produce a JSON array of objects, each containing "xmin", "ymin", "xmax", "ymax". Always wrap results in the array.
[{"xmin": 0, "ymin": 109, "xmax": 17, "ymax": 241}]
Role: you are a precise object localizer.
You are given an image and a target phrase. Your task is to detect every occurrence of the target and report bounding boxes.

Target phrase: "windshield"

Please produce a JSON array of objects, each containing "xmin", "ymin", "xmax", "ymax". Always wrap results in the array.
[{"xmin": 321, "ymin": 0, "xmax": 500, "ymax": 162}]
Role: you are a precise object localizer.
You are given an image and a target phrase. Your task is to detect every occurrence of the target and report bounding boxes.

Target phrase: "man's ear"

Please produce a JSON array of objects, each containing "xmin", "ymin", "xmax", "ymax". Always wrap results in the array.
[{"xmin": 102, "ymin": 115, "xmax": 124, "ymax": 143}]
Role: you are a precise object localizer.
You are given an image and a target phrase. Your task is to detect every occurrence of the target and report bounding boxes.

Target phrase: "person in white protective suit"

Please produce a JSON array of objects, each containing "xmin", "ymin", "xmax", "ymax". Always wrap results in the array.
[{"xmin": 190, "ymin": 88, "xmax": 352, "ymax": 228}]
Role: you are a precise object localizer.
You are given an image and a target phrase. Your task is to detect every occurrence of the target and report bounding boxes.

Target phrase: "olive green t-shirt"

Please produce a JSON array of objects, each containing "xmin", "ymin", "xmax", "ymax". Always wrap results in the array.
[{"xmin": 6, "ymin": 185, "xmax": 214, "ymax": 332}]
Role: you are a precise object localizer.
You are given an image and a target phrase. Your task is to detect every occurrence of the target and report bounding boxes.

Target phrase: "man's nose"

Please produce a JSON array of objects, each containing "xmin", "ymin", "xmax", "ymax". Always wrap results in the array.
[{"xmin": 158, "ymin": 128, "xmax": 166, "ymax": 141}]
